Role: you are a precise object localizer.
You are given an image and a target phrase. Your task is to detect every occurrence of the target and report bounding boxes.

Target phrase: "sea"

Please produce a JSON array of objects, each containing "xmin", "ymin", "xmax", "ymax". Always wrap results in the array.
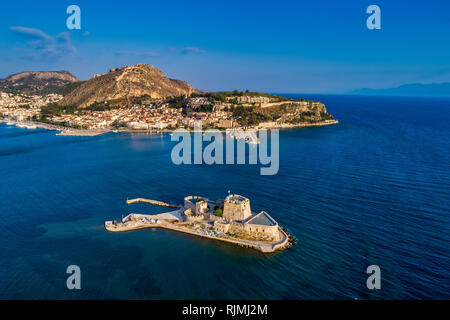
[{"xmin": 0, "ymin": 94, "xmax": 449, "ymax": 299}]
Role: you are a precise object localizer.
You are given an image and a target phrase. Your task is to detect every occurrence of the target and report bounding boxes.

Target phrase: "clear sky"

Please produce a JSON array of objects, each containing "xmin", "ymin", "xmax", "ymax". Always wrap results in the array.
[{"xmin": 0, "ymin": 0, "xmax": 449, "ymax": 93}]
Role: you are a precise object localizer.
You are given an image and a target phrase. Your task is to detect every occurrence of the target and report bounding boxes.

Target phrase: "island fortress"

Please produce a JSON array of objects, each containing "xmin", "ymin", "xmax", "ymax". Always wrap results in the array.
[{"xmin": 105, "ymin": 194, "xmax": 295, "ymax": 253}]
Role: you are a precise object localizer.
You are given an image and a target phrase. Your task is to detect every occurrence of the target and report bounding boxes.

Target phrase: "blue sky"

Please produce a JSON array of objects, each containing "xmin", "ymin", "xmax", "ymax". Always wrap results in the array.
[{"xmin": 0, "ymin": 0, "xmax": 449, "ymax": 93}]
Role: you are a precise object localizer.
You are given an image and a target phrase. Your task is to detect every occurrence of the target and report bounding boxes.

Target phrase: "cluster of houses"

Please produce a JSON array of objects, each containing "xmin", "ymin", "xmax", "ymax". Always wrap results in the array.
[
  {"xmin": 1, "ymin": 91, "xmax": 287, "ymax": 131},
  {"xmin": 0, "ymin": 91, "xmax": 62, "ymax": 108},
  {"xmin": 0, "ymin": 105, "xmax": 40, "ymax": 121},
  {"xmin": 52, "ymin": 106, "xmax": 180, "ymax": 130},
  {"xmin": 0, "ymin": 91, "xmax": 61, "ymax": 120},
  {"xmin": 50, "ymin": 104, "xmax": 235, "ymax": 130}
]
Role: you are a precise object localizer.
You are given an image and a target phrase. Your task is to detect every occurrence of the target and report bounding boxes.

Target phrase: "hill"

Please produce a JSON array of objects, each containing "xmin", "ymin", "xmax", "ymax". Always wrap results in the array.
[
  {"xmin": 0, "ymin": 71, "xmax": 80, "ymax": 95},
  {"xmin": 59, "ymin": 64, "xmax": 194, "ymax": 108}
]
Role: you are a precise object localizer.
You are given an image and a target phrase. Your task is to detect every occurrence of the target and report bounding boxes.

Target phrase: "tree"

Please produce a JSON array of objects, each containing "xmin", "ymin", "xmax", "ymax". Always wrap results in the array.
[{"xmin": 214, "ymin": 208, "xmax": 223, "ymax": 217}]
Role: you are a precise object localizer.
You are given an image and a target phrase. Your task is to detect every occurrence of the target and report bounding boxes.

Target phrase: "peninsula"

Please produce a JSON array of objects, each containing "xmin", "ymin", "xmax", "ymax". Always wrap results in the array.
[
  {"xmin": 105, "ymin": 194, "xmax": 296, "ymax": 253},
  {"xmin": 0, "ymin": 64, "xmax": 337, "ymax": 135}
]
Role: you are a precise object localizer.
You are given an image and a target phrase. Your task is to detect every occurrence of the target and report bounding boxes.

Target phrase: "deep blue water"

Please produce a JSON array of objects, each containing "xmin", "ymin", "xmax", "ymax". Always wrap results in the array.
[{"xmin": 0, "ymin": 95, "xmax": 449, "ymax": 299}]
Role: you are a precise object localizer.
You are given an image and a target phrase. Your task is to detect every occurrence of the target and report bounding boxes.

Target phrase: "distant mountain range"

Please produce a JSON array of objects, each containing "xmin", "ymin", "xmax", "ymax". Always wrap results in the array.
[
  {"xmin": 0, "ymin": 71, "xmax": 82, "ymax": 95},
  {"xmin": 351, "ymin": 83, "xmax": 450, "ymax": 97}
]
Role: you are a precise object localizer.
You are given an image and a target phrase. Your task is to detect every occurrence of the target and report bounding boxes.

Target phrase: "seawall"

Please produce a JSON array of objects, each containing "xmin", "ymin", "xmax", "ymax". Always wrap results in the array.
[{"xmin": 105, "ymin": 220, "xmax": 289, "ymax": 253}]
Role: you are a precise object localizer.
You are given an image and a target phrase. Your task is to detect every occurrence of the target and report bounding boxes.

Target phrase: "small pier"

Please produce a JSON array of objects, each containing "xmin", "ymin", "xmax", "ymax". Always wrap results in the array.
[{"xmin": 126, "ymin": 198, "xmax": 181, "ymax": 208}]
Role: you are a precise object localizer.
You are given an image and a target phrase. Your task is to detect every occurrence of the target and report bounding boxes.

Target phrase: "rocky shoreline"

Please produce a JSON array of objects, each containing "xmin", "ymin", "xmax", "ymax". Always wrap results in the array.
[
  {"xmin": 281, "ymin": 228, "xmax": 297, "ymax": 250},
  {"xmin": 258, "ymin": 119, "xmax": 339, "ymax": 130}
]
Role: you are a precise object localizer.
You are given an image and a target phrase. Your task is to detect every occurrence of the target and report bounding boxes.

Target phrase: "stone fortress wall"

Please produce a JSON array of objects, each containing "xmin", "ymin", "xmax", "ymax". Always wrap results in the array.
[
  {"xmin": 214, "ymin": 220, "xmax": 231, "ymax": 234},
  {"xmin": 233, "ymin": 96, "xmax": 271, "ymax": 104},
  {"xmin": 230, "ymin": 217, "xmax": 280, "ymax": 241},
  {"xmin": 184, "ymin": 195, "xmax": 210, "ymax": 221},
  {"xmin": 183, "ymin": 194, "xmax": 281, "ymax": 241},
  {"xmin": 222, "ymin": 194, "xmax": 280, "ymax": 240},
  {"xmin": 223, "ymin": 194, "xmax": 252, "ymax": 221}
]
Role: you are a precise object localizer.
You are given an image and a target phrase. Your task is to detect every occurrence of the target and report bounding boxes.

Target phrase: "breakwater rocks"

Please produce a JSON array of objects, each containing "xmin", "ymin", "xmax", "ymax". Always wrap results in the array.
[{"xmin": 281, "ymin": 228, "xmax": 296, "ymax": 250}]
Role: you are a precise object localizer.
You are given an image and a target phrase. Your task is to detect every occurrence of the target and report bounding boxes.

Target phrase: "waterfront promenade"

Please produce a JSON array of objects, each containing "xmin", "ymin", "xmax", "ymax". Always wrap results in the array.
[{"xmin": 0, "ymin": 118, "xmax": 110, "ymax": 136}]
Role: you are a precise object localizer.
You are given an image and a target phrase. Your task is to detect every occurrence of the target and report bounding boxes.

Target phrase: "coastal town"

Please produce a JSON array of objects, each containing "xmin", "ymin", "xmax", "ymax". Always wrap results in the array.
[
  {"xmin": 0, "ymin": 91, "xmax": 59, "ymax": 121},
  {"xmin": 49, "ymin": 99, "xmax": 234, "ymax": 131},
  {"xmin": 105, "ymin": 194, "xmax": 296, "ymax": 253},
  {"xmin": 0, "ymin": 90, "xmax": 337, "ymax": 136},
  {"xmin": 0, "ymin": 65, "xmax": 338, "ymax": 137}
]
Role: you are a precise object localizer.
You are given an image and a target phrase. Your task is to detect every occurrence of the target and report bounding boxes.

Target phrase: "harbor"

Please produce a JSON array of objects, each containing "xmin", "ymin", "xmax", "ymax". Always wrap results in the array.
[{"xmin": 227, "ymin": 129, "xmax": 260, "ymax": 145}]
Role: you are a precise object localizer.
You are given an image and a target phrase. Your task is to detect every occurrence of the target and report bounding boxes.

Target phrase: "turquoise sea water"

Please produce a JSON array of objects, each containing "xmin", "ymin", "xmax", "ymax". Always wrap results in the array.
[{"xmin": 0, "ymin": 95, "xmax": 449, "ymax": 299}]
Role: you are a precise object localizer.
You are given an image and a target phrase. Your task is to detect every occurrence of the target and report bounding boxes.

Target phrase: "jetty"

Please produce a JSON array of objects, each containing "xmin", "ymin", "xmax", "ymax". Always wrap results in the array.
[
  {"xmin": 126, "ymin": 198, "xmax": 181, "ymax": 208},
  {"xmin": 105, "ymin": 194, "xmax": 294, "ymax": 253},
  {"xmin": 56, "ymin": 129, "xmax": 109, "ymax": 137}
]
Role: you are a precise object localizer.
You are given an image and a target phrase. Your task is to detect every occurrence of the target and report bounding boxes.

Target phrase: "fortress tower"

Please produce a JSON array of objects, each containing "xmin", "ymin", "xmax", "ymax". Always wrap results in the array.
[
  {"xmin": 223, "ymin": 194, "xmax": 252, "ymax": 221},
  {"xmin": 184, "ymin": 196, "xmax": 209, "ymax": 215}
]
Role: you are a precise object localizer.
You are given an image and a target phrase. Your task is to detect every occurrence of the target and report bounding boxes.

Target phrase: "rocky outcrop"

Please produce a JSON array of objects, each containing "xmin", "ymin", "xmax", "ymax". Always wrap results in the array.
[
  {"xmin": 59, "ymin": 64, "xmax": 194, "ymax": 108},
  {"xmin": 0, "ymin": 71, "xmax": 80, "ymax": 95},
  {"xmin": 259, "ymin": 101, "xmax": 334, "ymax": 123}
]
